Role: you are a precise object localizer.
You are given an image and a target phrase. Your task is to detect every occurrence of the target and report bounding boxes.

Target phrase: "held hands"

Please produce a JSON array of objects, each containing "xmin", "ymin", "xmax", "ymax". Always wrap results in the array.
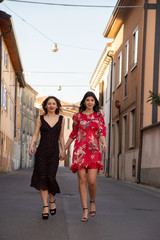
[{"xmin": 59, "ymin": 150, "xmax": 66, "ymax": 161}]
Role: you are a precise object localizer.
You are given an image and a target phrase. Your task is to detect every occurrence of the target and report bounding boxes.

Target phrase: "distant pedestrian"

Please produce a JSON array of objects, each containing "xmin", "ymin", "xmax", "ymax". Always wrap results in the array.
[
  {"xmin": 29, "ymin": 96, "xmax": 65, "ymax": 219},
  {"xmin": 65, "ymin": 91, "xmax": 106, "ymax": 222}
]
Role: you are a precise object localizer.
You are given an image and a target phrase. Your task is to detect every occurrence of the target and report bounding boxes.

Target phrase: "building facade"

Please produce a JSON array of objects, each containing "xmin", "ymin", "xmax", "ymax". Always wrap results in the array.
[
  {"xmin": 20, "ymin": 85, "xmax": 38, "ymax": 169},
  {"xmin": 0, "ymin": 11, "xmax": 25, "ymax": 171},
  {"xmin": 0, "ymin": 11, "xmax": 37, "ymax": 172},
  {"xmin": 91, "ymin": 0, "xmax": 160, "ymax": 186},
  {"xmin": 139, "ymin": 0, "xmax": 160, "ymax": 187},
  {"xmin": 90, "ymin": 44, "xmax": 114, "ymax": 175},
  {"xmin": 103, "ymin": 0, "xmax": 144, "ymax": 182}
]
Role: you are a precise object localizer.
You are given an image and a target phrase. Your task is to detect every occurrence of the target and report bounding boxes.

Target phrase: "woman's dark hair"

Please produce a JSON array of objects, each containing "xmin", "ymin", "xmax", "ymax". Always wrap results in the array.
[
  {"xmin": 79, "ymin": 91, "xmax": 100, "ymax": 112},
  {"xmin": 42, "ymin": 96, "xmax": 62, "ymax": 115}
]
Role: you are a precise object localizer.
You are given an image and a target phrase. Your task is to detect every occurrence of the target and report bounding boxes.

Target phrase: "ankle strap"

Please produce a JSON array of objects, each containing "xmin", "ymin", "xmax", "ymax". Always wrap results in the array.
[
  {"xmin": 49, "ymin": 199, "xmax": 56, "ymax": 203},
  {"xmin": 83, "ymin": 207, "xmax": 88, "ymax": 210},
  {"xmin": 43, "ymin": 205, "xmax": 48, "ymax": 208},
  {"xmin": 90, "ymin": 200, "xmax": 95, "ymax": 203}
]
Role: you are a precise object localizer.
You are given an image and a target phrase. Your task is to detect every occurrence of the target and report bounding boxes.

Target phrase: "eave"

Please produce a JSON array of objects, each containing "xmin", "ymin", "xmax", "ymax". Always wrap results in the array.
[
  {"xmin": 90, "ymin": 43, "xmax": 114, "ymax": 90},
  {"xmin": 0, "ymin": 11, "xmax": 25, "ymax": 87},
  {"xmin": 103, "ymin": 0, "xmax": 143, "ymax": 39}
]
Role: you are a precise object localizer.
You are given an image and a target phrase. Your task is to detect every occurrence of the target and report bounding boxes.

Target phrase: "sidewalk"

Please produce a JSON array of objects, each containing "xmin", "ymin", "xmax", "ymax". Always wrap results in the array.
[{"xmin": 0, "ymin": 167, "xmax": 160, "ymax": 240}]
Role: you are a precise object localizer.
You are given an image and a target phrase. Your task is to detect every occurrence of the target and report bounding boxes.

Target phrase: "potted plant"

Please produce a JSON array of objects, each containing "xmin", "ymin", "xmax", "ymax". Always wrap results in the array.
[{"xmin": 147, "ymin": 90, "xmax": 160, "ymax": 106}]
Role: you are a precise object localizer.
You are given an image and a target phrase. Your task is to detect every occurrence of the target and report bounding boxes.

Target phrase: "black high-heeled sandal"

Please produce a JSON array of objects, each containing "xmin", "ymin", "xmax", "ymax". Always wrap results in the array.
[
  {"xmin": 89, "ymin": 200, "xmax": 96, "ymax": 217},
  {"xmin": 42, "ymin": 206, "xmax": 49, "ymax": 219},
  {"xmin": 49, "ymin": 199, "xmax": 56, "ymax": 216},
  {"xmin": 81, "ymin": 208, "xmax": 88, "ymax": 222}
]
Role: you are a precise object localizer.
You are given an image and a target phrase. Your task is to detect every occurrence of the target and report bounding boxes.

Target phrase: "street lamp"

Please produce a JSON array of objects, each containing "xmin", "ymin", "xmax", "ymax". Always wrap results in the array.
[
  {"xmin": 58, "ymin": 85, "xmax": 61, "ymax": 91},
  {"xmin": 51, "ymin": 43, "xmax": 58, "ymax": 52}
]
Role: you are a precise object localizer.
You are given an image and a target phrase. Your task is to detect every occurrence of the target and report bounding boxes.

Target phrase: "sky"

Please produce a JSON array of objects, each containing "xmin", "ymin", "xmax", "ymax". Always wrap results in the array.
[{"xmin": 0, "ymin": 0, "xmax": 117, "ymax": 103}]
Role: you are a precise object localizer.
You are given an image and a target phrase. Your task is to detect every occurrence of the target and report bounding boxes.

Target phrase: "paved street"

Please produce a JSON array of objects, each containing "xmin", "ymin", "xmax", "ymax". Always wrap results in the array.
[{"xmin": 0, "ymin": 167, "xmax": 160, "ymax": 240}]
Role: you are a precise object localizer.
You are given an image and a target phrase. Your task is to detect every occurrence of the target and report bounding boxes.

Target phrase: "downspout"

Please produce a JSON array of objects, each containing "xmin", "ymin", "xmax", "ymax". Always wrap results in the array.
[
  {"xmin": 0, "ymin": 27, "xmax": 12, "ymax": 169},
  {"xmin": 106, "ymin": 53, "xmax": 113, "ymax": 177},
  {"xmin": 136, "ymin": 0, "xmax": 148, "ymax": 183},
  {"xmin": 20, "ymin": 88, "xmax": 24, "ymax": 168}
]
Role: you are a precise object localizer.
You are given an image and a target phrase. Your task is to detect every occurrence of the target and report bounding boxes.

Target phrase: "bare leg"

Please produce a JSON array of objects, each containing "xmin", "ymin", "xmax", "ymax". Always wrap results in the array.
[
  {"xmin": 40, "ymin": 189, "xmax": 49, "ymax": 215},
  {"xmin": 88, "ymin": 169, "xmax": 98, "ymax": 216},
  {"xmin": 77, "ymin": 168, "xmax": 88, "ymax": 220}
]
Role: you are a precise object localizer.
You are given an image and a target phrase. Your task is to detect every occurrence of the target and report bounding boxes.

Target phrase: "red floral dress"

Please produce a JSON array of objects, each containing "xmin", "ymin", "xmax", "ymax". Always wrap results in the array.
[{"xmin": 69, "ymin": 112, "xmax": 106, "ymax": 173}]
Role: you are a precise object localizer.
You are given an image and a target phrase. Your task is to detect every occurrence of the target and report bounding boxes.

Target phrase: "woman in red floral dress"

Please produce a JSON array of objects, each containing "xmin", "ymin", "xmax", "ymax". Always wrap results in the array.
[{"xmin": 65, "ymin": 92, "xmax": 106, "ymax": 222}]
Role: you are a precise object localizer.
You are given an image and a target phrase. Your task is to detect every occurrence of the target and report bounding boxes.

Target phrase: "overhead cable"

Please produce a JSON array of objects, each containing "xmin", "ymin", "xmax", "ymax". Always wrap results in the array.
[{"xmin": 6, "ymin": 0, "xmax": 143, "ymax": 8}]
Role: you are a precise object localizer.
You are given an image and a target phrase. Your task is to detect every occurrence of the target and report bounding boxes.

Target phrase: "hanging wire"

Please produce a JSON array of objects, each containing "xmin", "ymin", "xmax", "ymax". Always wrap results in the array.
[
  {"xmin": 10, "ymin": 84, "xmax": 90, "ymax": 87},
  {"xmin": 6, "ymin": 0, "xmax": 143, "ymax": 8},
  {"xmin": 3, "ymin": 70, "xmax": 92, "ymax": 74},
  {"xmin": 2, "ymin": 3, "xmax": 101, "ymax": 52}
]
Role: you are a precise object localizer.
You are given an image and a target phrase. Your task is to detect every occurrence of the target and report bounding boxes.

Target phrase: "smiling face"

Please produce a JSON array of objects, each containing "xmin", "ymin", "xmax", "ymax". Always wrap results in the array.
[
  {"xmin": 46, "ymin": 98, "xmax": 58, "ymax": 113},
  {"xmin": 84, "ymin": 96, "xmax": 95, "ymax": 110}
]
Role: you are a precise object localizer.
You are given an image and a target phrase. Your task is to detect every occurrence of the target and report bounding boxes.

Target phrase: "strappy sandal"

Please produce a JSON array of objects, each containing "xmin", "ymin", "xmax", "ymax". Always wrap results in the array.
[
  {"xmin": 81, "ymin": 208, "xmax": 88, "ymax": 222},
  {"xmin": 42, "ymin": 206, "xmax": 49, "ymax": 219},
  {"xmin": 49, "ymin": 199, "xmax": 56, "ymax": 216},
  {"xmin": 90, "ymin": 200, "xmax": 96, "ymax": 217}
]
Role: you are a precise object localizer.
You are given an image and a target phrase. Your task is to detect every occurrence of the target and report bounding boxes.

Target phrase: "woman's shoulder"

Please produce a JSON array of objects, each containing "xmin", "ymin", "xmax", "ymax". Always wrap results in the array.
[
  {"xmin": 59, "ymin": 114, "xmax": 63, "ymax": 119},
  {"xmin": 73, "ymin": 112, "xmax": 81, "ymax": 118},
  {"xmin": 95, "ymin": 112, "xmax": 104, "ymax": 118},
  {"xmin": 72, "ymin": 112, "xmax": 82, "ymax": 122}
]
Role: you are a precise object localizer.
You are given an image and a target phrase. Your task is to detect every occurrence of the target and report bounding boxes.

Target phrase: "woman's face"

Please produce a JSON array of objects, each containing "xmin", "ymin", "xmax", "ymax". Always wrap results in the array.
[
  {"xmin": 46, "ymin": 98, "xmax": 57, "ymax": 113},
  {"xmin": 84, "ymin": 96, "xmax": 95, "ymax": 110}
]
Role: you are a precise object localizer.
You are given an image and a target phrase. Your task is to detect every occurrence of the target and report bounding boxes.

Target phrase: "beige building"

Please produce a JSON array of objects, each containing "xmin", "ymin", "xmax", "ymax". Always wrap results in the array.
[
  {"xmin": 0, "ymin": 11, "xmax": 25, "ymax": 171},
  {"xmin": 91, "ymin": 0, "xmax": 160, "ymax": 187},
  {"xmin": 20, "ymin": 85, "xmax": 38, "ymax": 169},
  {"xmin": 90, "ymin": 43, "xmax": 114, "ymax": 174}
]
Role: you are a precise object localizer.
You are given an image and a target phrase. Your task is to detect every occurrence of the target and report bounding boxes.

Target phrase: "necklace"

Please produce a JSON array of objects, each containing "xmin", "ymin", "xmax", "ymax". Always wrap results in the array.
[{"xmin": 82, "ymin": 111, "xmax": 94, "ymax": 115}]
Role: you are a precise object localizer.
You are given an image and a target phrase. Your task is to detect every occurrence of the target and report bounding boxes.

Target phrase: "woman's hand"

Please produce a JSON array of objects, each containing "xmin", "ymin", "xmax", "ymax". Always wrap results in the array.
[
  {"xmin": 101, "ymin": 143, "xmax": 107, "ymax": 153},
  {"xmin": 59, "ymin": 150, "xmax": 65, "ymax": 161},
  {"xmin": 29, "ymin": 146, "xmax": 34, "ymax": 156}
]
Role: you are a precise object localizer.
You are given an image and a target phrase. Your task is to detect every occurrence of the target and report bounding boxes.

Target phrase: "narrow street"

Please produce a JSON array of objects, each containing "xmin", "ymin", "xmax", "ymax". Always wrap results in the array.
[{"xmin": 0, "ymin": 167, "xmax": 160, "ymax": 240}]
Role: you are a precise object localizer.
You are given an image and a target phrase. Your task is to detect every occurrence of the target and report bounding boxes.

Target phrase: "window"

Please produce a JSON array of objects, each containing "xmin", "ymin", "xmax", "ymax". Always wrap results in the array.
[
  {"xmin": 124, "ymin": 75, "xmax": 128, "ymax": 98},
  {"xmin": 112, "ymin": 62, "xmax": 116, "ymax": 93},
  {"xmin": 129, "ymin": 108, "xmax": 136, "ymax": 148},
  {"xmin": 99, "ymin": 81, "xmax": 104, "ymax": 107},
  {"xmin": 122, "ymin": 115, "xmax": 127, "ymax": 152},
  {"xmin": 132, "ymin": 27, "xmax": 138, "ymax": 68},
  {"xmin": 111, "ymin": 124, "xmax": 115, "ymax": 155},
  {"xmin": 27, "ymin": 95, "xmax": 29, "ymax": 108},
  {"xmin": 2, "ymin": 84, "xmax": 7, "ymax": 111},
  {"xmin": 4, "ymin": 50, "xmax": 8, "ymax": 68},
  {"xmin": 30, "ymin": 98, "xmax": 32, "ymax": 110},
  {"xmin": 67, "ymin": 118, "xmax": 70, "ymax": 129},
  {"xmin": 10, "ymin": 101, "xmax": 13, "ymax": 120},
  {"xmin": 117, "ymin": 52, "xmax": 122, "ymax": 86},
  {"xmin": 125, "ymin": 41, "xmax": 129, "ymax": 75},
  {"xmin": 115, "ymin": 120, "xmax": 120, "ymax": 155}
]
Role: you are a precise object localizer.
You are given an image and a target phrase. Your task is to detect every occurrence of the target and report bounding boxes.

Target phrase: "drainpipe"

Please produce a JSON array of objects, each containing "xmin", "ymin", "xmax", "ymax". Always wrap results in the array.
[
  {"xmin": 106, "ymin": 53, "xmax": 113, "ymax": 177},
  {"xmin": 136, "ymin": 0, "xmax": 148, "ymax": 183},
  {"xmin": 20, "ymin": 88, "xmax": 24, "ymax": 168},
  {"xmin": 0, "ymin": 27, "xmax": 12, "ymax": 168}
]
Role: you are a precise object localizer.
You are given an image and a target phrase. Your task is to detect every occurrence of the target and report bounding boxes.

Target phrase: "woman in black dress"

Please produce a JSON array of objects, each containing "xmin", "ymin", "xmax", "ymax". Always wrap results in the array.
[{"xmin": 29, "ymin": 96, "xmax": 65, "ymax": 219}]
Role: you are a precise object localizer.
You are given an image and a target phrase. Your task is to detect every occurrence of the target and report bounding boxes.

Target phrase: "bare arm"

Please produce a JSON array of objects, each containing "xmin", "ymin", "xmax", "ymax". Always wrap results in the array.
[
  {"xmin": 65, "ymin": 137, "xmax": 74, "ymax": 150},
  {"xmin": 59, "ymin": 118, "xmax": 65, "ymax": 160},
  {"xmin": 29, "ymin": 116, "xmax": 41, "ymax": 156},
  {"xmin": 99, "ymin": 135, "xmax": 107, "ymax": 153}
]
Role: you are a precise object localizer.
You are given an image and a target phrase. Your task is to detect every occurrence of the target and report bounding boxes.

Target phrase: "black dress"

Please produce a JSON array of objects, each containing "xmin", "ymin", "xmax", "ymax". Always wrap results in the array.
[{"xmin": 31, "ymin": 115, "xmax": 63, "ymax": 195}]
